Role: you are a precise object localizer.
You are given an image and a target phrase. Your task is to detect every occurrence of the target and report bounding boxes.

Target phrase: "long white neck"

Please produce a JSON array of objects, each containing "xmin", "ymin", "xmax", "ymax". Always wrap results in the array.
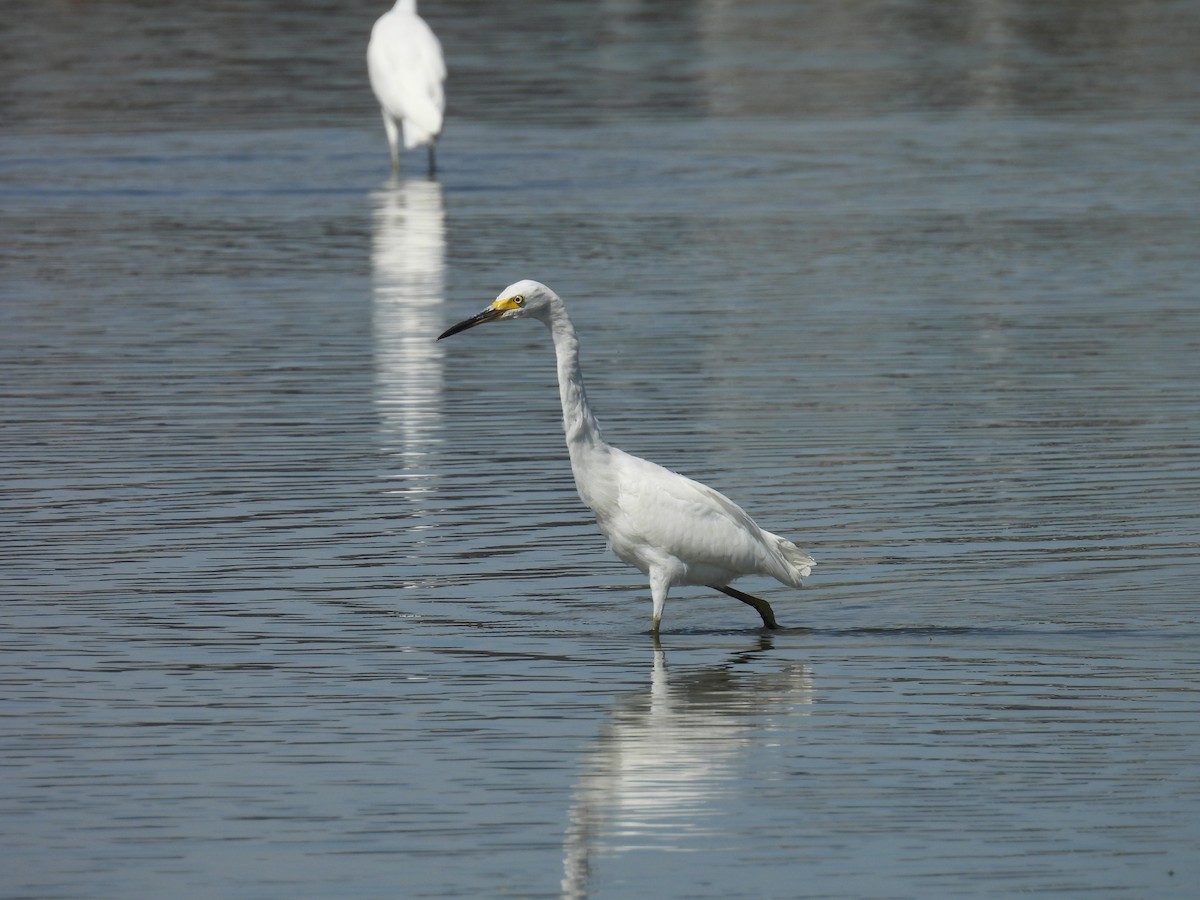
[{"xmin": 546, "ymin": 302, "xmax": 605, "ymax": 454}]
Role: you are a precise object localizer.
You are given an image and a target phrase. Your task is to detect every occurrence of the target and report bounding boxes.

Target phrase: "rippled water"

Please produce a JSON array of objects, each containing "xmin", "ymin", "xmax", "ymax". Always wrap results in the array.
[{"xmin": 3, "ymin": 1, "xmax": 1199, "ymax": 897}]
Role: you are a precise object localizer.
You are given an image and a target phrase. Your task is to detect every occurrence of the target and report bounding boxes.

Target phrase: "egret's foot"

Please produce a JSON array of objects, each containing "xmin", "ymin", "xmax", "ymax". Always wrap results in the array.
[{"xmin": 714, "ymin": 585, "xmax": 779, "ymax": 630}]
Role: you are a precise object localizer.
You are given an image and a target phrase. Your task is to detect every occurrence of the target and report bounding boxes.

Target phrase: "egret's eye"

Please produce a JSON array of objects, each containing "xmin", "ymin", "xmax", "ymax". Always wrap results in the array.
[{"xmin": 513, "ymin": 295, "xmax": 525, "ymax": 307}]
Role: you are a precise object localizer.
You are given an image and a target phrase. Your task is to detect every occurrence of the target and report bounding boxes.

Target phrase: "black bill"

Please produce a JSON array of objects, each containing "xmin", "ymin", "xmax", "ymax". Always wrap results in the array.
[{"xmin": 437, "ymin": 306, "xmax": 504, "ymax": 341}]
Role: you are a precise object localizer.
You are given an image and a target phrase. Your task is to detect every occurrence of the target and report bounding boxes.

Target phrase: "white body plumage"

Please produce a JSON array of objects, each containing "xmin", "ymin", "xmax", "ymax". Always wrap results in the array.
[
  {"xmin": 583, "ymin": 447, "xmax": 812, "ymax": 592},
  {"xmin": 438, "ymin": 280, "xmax": 814, "ymax": 633},
  {"xmin": 367, "ymin": 0, "xmax": 446, "ymax": 175}
]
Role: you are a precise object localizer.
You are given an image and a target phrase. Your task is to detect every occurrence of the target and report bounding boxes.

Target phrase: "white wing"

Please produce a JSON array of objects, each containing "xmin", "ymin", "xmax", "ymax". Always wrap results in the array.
[
  {"xmin": 602, "ymin": 449, "xmax": 799, "ymax": 585},
  {"xmin": 367, "ymin": 10, "xmax": 446, "ymax": 147}
]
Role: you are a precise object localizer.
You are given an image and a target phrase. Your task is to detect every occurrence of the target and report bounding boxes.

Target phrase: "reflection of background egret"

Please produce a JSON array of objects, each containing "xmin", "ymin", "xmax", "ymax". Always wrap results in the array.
[
  {"xmin": 438, "ymin": 281, "xmax": 816, "ymax": 633},
  {"xmin": 371, "ymin": 180, "xmax": 446, "ymax": 484},
  {"xmin": 561, "ymin": 641, "xmax": 813, "ymax": 899},
  {"xmin": 367, "ymin": 0, "xmax": 446, "ymax": 175}
]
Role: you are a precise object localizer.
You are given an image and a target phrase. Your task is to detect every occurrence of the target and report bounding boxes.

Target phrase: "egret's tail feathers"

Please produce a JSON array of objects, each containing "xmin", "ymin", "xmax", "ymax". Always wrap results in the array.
[
  {"xmin": 402, "ymin": 120, "xmax": 440, "ymax": 150},
  {"xmin": 775, "ymin": 537, "xmax": 815, "ymax": 586}
]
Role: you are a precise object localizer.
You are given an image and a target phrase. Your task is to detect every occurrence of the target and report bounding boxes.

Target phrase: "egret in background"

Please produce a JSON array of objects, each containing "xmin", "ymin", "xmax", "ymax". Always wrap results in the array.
[
  {"xmin": 367, "ymin": 0, "xmax": 446, "ymax": 176},
  {"xmin": 438, "ymin": 281, "xmax": 815, "ymax": 634}
]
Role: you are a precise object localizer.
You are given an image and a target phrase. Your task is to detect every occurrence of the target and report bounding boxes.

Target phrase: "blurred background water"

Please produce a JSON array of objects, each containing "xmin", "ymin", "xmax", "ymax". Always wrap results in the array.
[{"xmin": 2, "ymin": 1, "xmax": 1199, "ymax": 897}]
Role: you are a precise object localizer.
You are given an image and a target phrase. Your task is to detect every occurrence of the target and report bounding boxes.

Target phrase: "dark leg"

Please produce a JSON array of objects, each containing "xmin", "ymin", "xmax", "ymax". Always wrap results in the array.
[
  {"xmin": 382, "ymin": 112, "xmax": 401, "ymax": 175},
  {"xmin": 427, "ymin": 144, "xmax": 437, "ymax": 178},
  {"xmin": 714, "ymin": 585, "xmax": 779, "ymax": 630}
]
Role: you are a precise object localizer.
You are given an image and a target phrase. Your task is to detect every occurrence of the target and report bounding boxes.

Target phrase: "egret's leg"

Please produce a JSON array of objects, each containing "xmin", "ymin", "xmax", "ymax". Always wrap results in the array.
[
  {"xmin": 649, "ymin": 571, "xmax": 671, "ymax": 635},
  {"xmin": 381, "ymin": 111, "xmax": 401, "ymax": 174},
  {"xmin": 426, "ymin": 143, "xmax": 437, "ymax": 177},
  {"xmin": 714, "ymin": 585, "xmax": 779, "ymax": 630}
]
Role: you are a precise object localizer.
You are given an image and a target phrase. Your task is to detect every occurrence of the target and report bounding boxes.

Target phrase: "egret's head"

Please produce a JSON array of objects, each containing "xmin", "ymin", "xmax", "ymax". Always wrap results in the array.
[{"xmin": 437, "ymin": 280, "xmax": 559, "ymax": 340}]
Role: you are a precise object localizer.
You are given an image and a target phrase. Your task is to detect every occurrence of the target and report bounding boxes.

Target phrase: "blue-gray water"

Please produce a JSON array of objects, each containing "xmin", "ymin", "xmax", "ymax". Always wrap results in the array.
[{"xmin": 3, "ymin": 1, "xmax": 1199, "ymax": 897}]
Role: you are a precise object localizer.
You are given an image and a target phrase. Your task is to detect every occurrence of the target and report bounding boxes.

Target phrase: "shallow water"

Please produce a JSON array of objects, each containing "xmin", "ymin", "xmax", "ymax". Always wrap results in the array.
[{"xmin": 3, "ymin": 1, "xmax": 1199, "ymax": 897}]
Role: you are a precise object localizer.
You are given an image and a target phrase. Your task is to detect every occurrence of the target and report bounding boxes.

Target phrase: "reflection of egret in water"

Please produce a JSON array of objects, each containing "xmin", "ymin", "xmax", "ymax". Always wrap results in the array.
[
  {"xmin": 371, "ymin": 180, "xmax": 446, "ymax": 487},
  {"xmin": 561, "ymin": 641, "xmax": 813, "ymax": 899}
]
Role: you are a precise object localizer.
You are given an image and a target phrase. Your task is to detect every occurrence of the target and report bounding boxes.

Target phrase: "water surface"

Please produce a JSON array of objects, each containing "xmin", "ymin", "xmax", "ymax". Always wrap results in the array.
[{"xmin": 3, "ymin": 1, "xmax": 1199, "ymax": 897}]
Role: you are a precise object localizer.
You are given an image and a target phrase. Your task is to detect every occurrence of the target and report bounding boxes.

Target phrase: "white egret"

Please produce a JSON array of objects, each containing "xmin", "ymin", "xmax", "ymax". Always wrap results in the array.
[
  {"xmin": 367, "ymin": 0, "xmax": 446, "ymax": 176},
  {"xmin": 438, "ymin": 281, "xmax": 815, "ymax": 634}
]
